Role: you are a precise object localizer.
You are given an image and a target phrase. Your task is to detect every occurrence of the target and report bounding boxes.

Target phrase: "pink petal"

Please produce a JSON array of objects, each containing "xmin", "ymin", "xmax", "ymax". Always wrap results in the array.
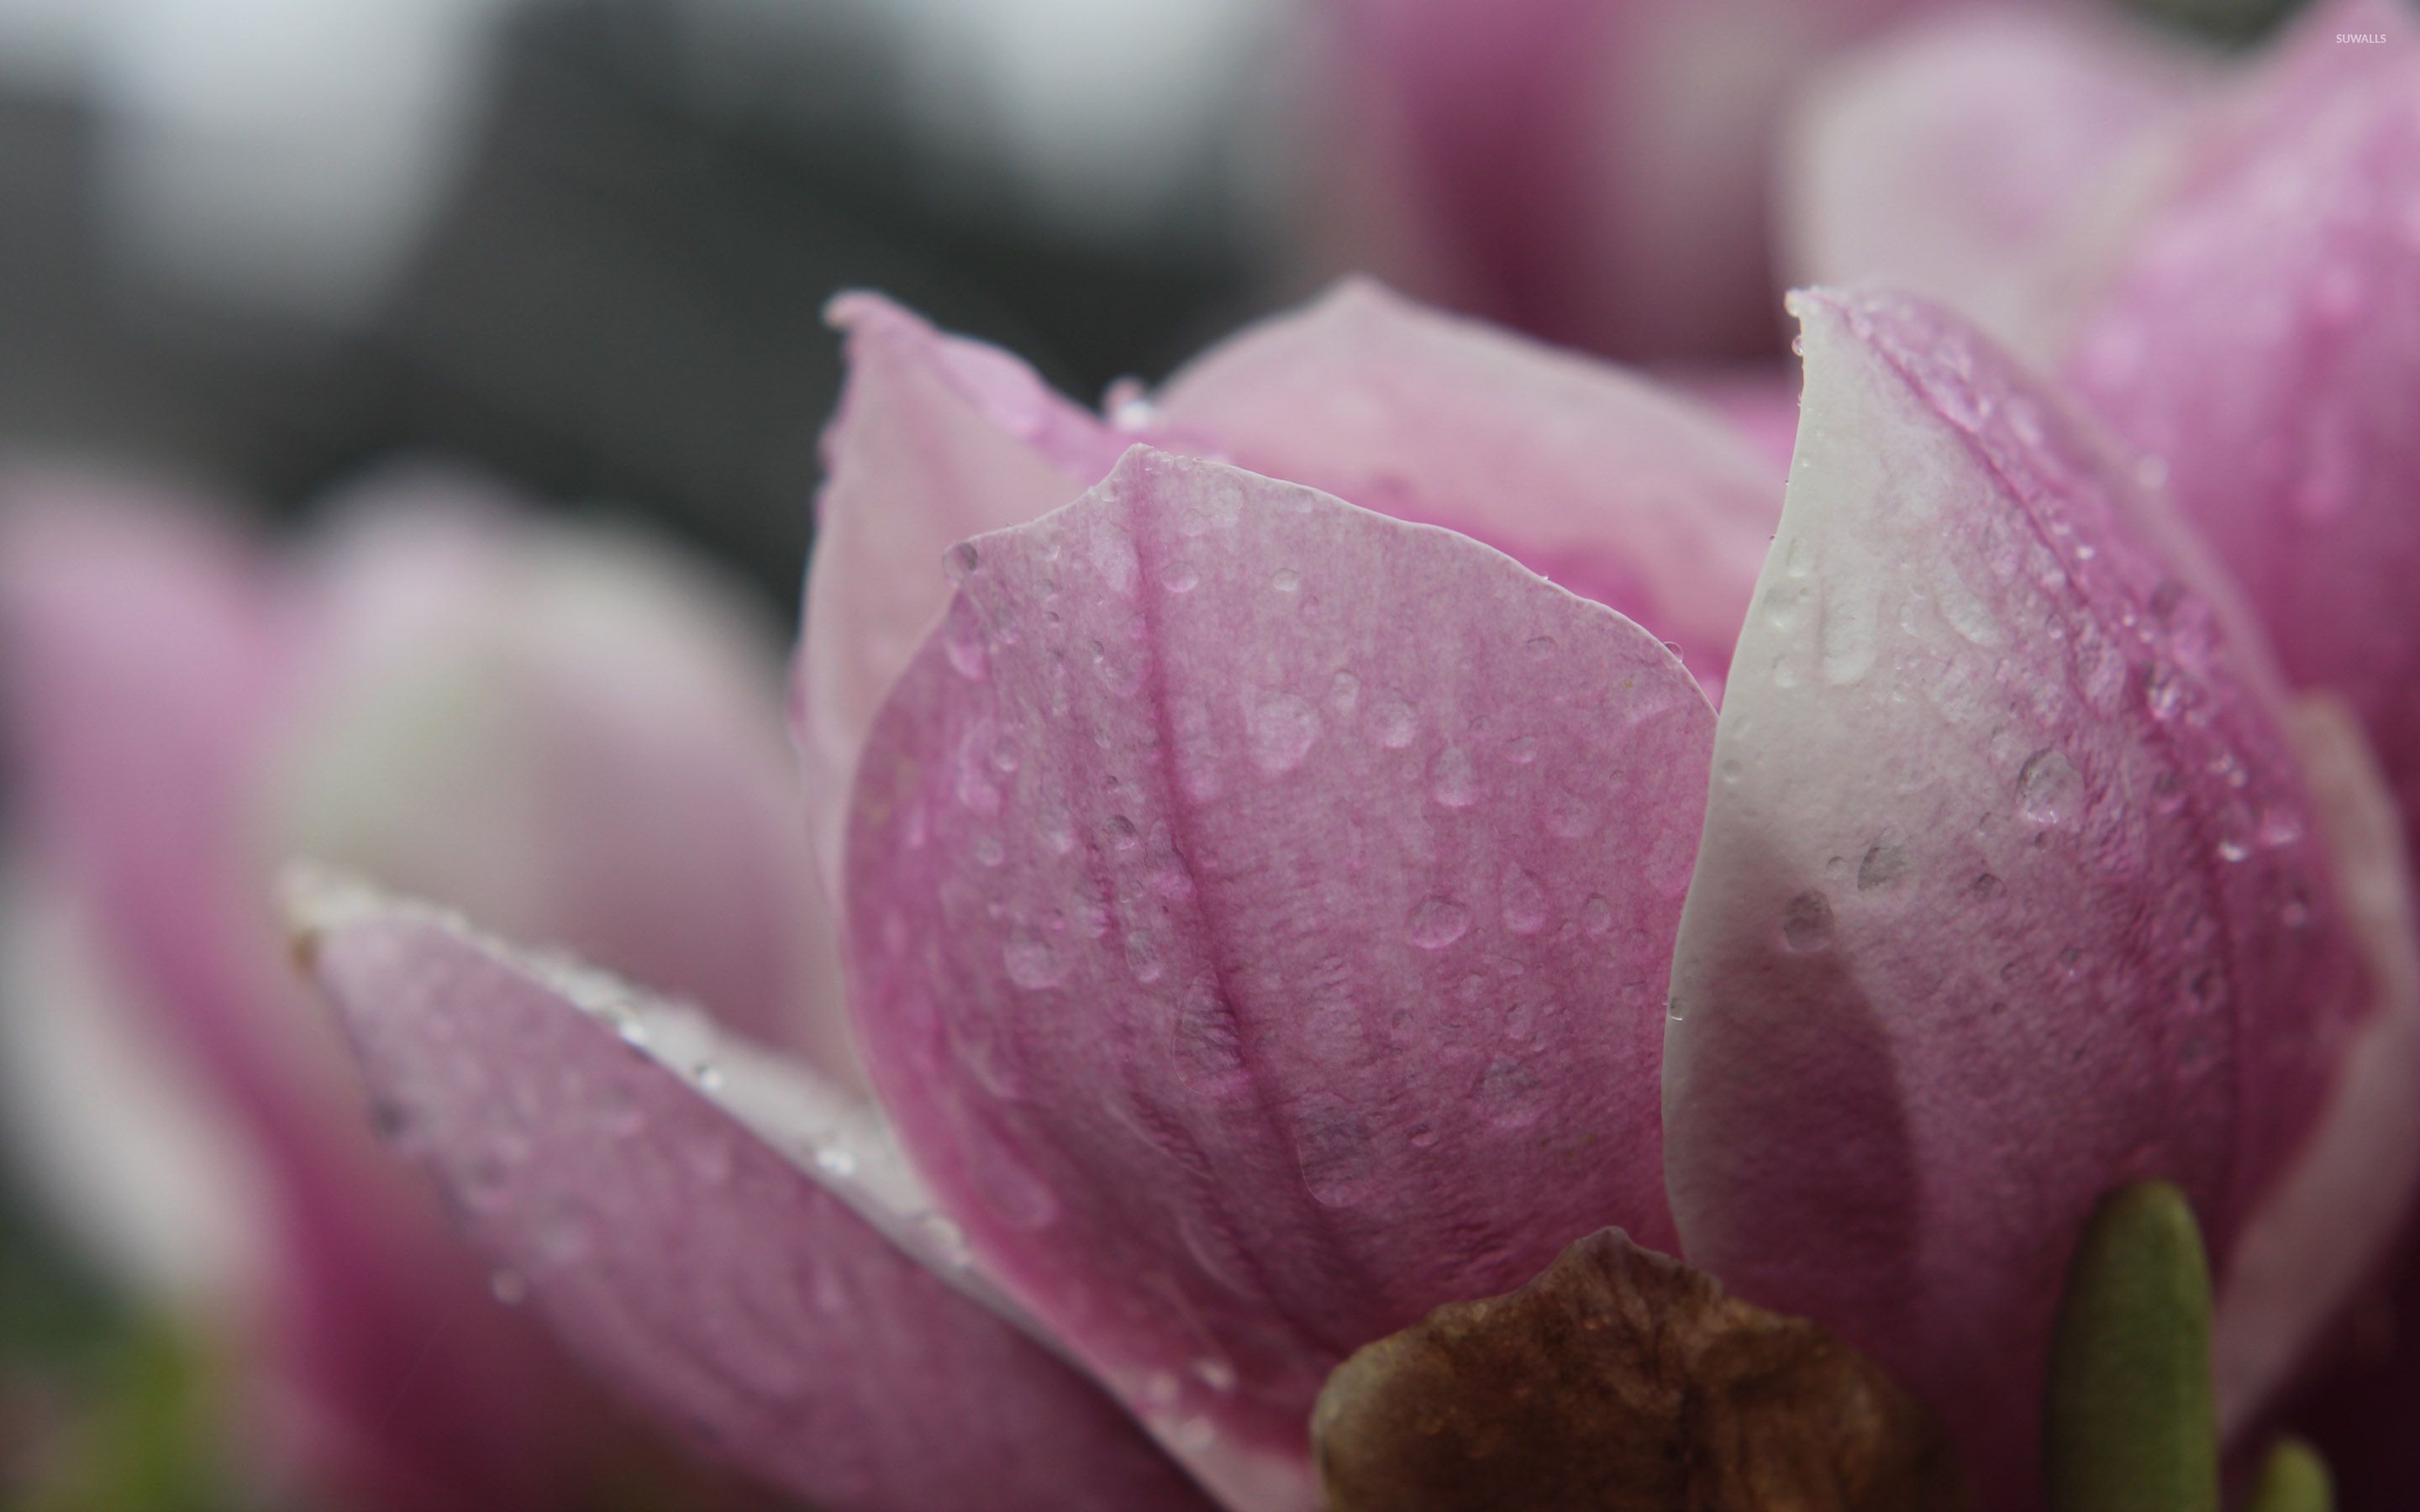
[
  {"xmin": 1784, "ymin": 8, "xmax": 2209, "ymax": 356},
  {"xmin": 1665, "ymin": 289, "xmax": 2386, "ymax": 1506},
  {"xmin": 277, "ymin": 479, "xmax": 843, "ymax": 1073},
  {"xmin": 291, "ymin": 875, "xmax": 1215, "ymax": 1512},
  {"xmin": 844, "ymin": 448, "xmax": 1712, "ymax": 1485},
  {"xmin": 797, "ymin": 295, "xmax": 1125, "ymax": 905},
  {"xmin": 1318, "ymin": 0, "xmax": 1927, "ymax": 360},
  {"xmin": 2210, "ymin": 696, "xmax": 2420, "ymax": 1436},
  {"xmin": 1151, "ymin": 280, "xmax": 1779, "ymax": 701},
  {"xmin": 0, "ymin": 487, "xmax": 613, "ymax": 1509},
  {"xmin": 2065, "ymin": 8, "xmax": 2420, "ymax": 858}
]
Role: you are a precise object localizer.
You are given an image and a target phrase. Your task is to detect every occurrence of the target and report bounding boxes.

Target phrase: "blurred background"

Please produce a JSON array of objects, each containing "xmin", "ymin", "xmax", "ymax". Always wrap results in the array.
[{"xmin": 0, "ymin": 0, "xmax": 2321, "ymax": 1504}]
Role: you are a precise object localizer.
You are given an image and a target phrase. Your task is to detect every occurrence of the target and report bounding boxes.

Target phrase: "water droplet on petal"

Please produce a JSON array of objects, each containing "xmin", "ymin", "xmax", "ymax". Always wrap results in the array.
[
  {"xmin": 1004, "ymin": 935, "xmax": 1067, "ymax": 989},
  {"xmin": 1856, "ymin": 841, "xmax": 1909, "ymax": 892},
  {"xmin": 1405, "ymin": 896, "xmax": 1471, "ymax": 950},
  {"xmin": 1500, "ymin": 864, "xmax": 1549, "ymax": 934},
  {"xmin": 2017, "ymin": 748, "xmax": 2081, "ymax": 826},
  {"xmin": 1370, "ymin": 692, "xmax": 1417, "ymax": 749},
  {"xmin": 1246, "ymin": 690, "xmax": 1320, "ymax": 774},
  {"xmin": 1428, "ymin": 744, "xmax": 1478, "ymax": 807},
  {"xmin": 943, "ymin": 542, "xmax": 980, "ymax": 583},
  {"xmin": 1781, "ymin": 891, "xmax": 1835, "ymax": 953},
  {"xmin": 1328, "ymin": 669, "xmax": 1361, "ymax": 717},
  {"xmin": 1581, "ymin": 895, "xmax": 1614, "ymax": 936}
]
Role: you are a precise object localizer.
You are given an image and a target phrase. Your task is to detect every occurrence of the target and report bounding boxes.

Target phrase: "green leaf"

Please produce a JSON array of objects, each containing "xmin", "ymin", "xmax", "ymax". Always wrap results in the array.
[
  {"xmin": 2244, "ymin": 1438, "xmax": 2333, "ymax": 1512},
  {"xmin": 2043, "ymin": 1181, "xmax": 2217, "ymax": 1512}
]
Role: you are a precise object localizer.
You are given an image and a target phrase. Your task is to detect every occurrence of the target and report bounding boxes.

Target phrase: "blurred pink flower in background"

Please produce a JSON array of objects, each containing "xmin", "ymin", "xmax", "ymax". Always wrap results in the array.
[
  {"xmin": 1312, "ymin": 0, "xmax": 1949, "ymax": 360},
  {"xmin": 0, "ymin": 473, "xmax": 833, "ymax": 1508},
  {"xmin": 282, "ymin": 273, "xmax": 2414, "ymax": 1510}
]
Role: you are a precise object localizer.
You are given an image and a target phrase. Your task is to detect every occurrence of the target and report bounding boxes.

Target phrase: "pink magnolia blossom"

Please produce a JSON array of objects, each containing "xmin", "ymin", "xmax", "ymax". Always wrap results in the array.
[
  {"xmin": 276, "ymin": 276, "xmax": 2416, "ymax": 1509},
  {"xmin": 0, "ymin": 472, "xmax": 834, "ymax": 1508},
  {"xmin": 1790, "ymin": 10, "xmax": 2420, "ymax": 1489},
  {"xmin": 1791, "ymin": 0, "xmax": 2420, "ymax": 848}
]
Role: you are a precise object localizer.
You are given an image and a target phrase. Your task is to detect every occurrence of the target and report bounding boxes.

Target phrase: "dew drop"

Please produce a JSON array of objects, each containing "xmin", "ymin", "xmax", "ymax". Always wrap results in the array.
[
  {"xmin": 1500, "ymin": 864, "xmax": 1549, "ymax": 935},
  {"xmin": 1544, "ymin": 789, "xmax": 1597, "ymax": 840},
  {"xmin": 1271, "ymin": 568, "xmax": 1302, "ymax": 594},
  {"xmin": 1970, "ymin": 872, "xmax": 2004, "ymax": 900},
  {"xmin": 1246, "ymin": 690, "xmax": 1321, "ymax": 774},
  {"xmin": 1328, "ymin": 669, "xmax": 1362, "ymax": 717},
  {"xmin": 943, "ymin": 542, "xmax": 980, "ymax": 584},
  {"xmin": 1581, "ymin": 895, "xmax": 1614, "ymax": 936},
  {"xmin": 1090, "ymin": 523, "xmax": 1140, "ymax": 596},
  {"xmin": 1856, "ymin": 841, "xmax": 1909, "ymax": 892},
  {"xmin": 1781, "ymin": 891, "xmax": 1835, "ymax": 953},
  {"xmin": 1428, "ymin": 744, "xmax": 1479, "ymax": 807},
  {"xmin": 1405, "ymin": 896, "xmax": 1472, "ymax": 950},
  {"xmin": 2256, "ymin": 805, "xmax": 2306, "ymax": 849},
  {"xmin": 1004, "ymin": 935, "xmax": 1067, "ymax": 989},
  {"xmin": 1370, "ymin": 692, "xmax": 1418, "ymax": 748},
  {"xmin": 917, "ymin": 1212, "xmax": 971, "ymax": 1269},
  {"xmin": 1159, "ymin": 560, "xmax": 1199, "ymax": 593},
  {"xmin": 966, "ymin": 1131, "xmax": 1060, "ymax": 1231},
  {"xmin": 2017, "ymin": 748, "xmax": 2081, "ymax": 826},
  {"xmin": 813, "ymin": 1147, "xmax": 859, "ymax": 1180},
  {"xmin": 1123, "ymin": 930, "xmax": 1165, "ymax": 984}
]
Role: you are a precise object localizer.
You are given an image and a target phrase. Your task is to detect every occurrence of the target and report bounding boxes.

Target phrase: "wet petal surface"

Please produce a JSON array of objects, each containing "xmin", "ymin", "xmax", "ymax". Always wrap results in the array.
[
  {"xmin": 1153, "ymin": 281, "xmax": 1778, "ymax": 699},
  {"xmin": 846, "ymin": 449, "xmax": 1712, "ymax": 1487},
  {"xmin": 1665, "ymin": 290, "xmax": 2379, "ymax": 1507},
  {"xmin": 293, "ymin": 874, "xmax": 1215, "ymax": 1512}
]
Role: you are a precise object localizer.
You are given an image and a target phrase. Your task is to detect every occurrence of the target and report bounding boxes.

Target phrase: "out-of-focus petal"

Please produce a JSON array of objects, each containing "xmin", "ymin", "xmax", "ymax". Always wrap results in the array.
[
  {"xmin": 0, "ymin": 487, "xmax": 613, "ymax": 1509},
  {"xmin": 0, "ymin": 486, "xmax": 319, "ymax": 1135},
  {"xmin": 1152, "ymin": 281, "xmax": 1778, "ymax": 699},
  {"xmin": 2209, "ymin": 696, "xmax": 2420, "ymax": 1435},
  {"xmin": 1686, "ymin": 366, "xmax": 1802, "ymax": 478},
  {"xmin": 845, "ymin": 447, "xmax": 1712, "ymax": 1492},
  {"xmin": 1321, "ymin": 0, "xmax": 1928, "ymax": 360},
  {"xmin": 290, "ymin": 872, "xmax": 1216, "ymax": 1512},
  {"xmin": 2065, "ymin": 9, "xmax": 2420, "ymax": 854},
  {"xmin": 1665, "ymin": 289, "xmax": 2381, "ymax": 1506},
  {"xmin": 797, "ymin": 295, "xmax": 1124, "ymax": 903},
  {"xmin": 271, "ymin": 477, "xmax": 843, "ymax": 1074},
  {"xmin": 1784, "ymin": 8, "xmax": 2210, "ymax": 359},
  {"xmin": 0, "ymin": 863, "xmax": 267, "ymax": 1305}
]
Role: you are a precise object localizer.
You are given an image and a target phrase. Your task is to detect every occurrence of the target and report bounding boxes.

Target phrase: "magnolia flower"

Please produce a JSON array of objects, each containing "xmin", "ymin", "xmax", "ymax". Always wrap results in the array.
[
  {"xmin": 1790, "ymin": 8, "xmax": 2420, "ymax": 1492},
  {"xmin": 1313, "ymin": 0, "xmax": 1946, "ymax": 360},
  {"xmin": 0, "ymin": 472, "xmax": 833, "ymax": 1508},
  {"xmin": 274, "ymin": 275, "xmax": 2415, "ymax": 1510},
  {"xmin": 1791, "ymin": 0, "xmax": 2420, "ymax": 848}
]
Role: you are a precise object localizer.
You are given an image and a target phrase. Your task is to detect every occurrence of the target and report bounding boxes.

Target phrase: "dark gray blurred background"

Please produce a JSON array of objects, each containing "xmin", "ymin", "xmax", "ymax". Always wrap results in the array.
[{"xmin": 0, "ymin": 0, "xmax": 1292, "ymax": 612}]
